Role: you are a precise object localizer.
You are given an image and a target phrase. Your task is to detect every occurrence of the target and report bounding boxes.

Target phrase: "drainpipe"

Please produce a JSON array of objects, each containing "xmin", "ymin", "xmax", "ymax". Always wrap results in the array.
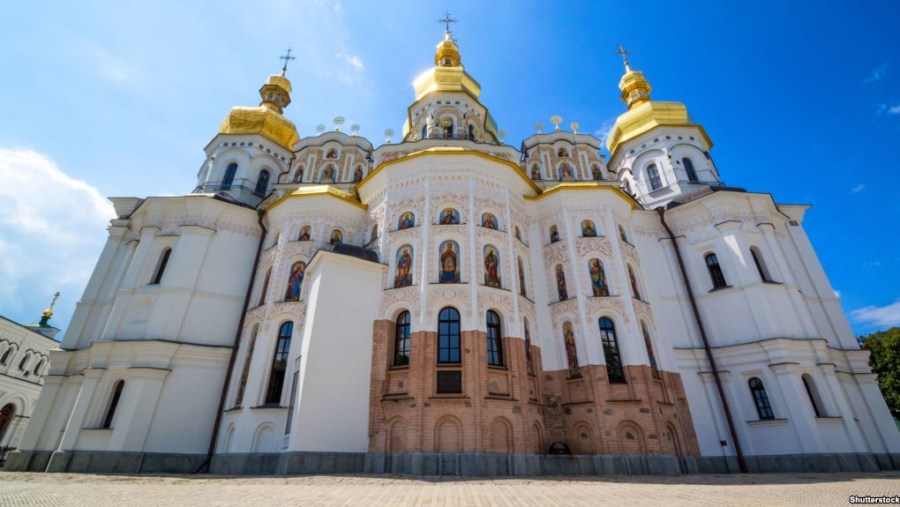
[
  {"xmin": 194, "ymin": 208, "xmax": 267, "ymax": 474},
  {"xmin": 656, "ymin": 207, "xmax": 748, "ymax": 473}
]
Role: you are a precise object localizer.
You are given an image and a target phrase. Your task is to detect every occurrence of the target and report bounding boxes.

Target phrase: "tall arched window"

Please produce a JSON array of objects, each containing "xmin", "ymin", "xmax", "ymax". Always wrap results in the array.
[
  {"xmin": 647, "ymin": 164, "xmax": 662, "ymax": 191},
  {"xmin": 254, "ymin": 169, "xmax": 271, "ymax": 196},
  {"xmin": 705, "ymin": 253, "xmax": 728, "ymax": 289},
  {"xmin": 517, "ymin": 257, "xmax": 527, "ymax": 297},
  {"xmin": 222, "ymin": 163, "xmax": 237, "ymax": 190},
  {"xmin": 523, "ymin": 318, "xmax": 534, "ymax": 376},
  {"xmin": 750, "ymin": 247, "xmax": 772, "ymax": 282},
  {"xmin": 0, "ymin": 404, "xmax": 15, "ymax": 445},
  {"xmin": 18, "ymin": 354, "xmax": 30, "ymax": 371},
  {"xmin": 802, "ymin": 373, "xmax": 824, "ymax": 417},
  {"xmin": 103, "ymin": 380, "xmax": 125, "ymax": 429},
  {"xmin": 486, "ymin": 310, "xmax": 503, "ymax": 367},
  {"xmin": 599, "ymin": 317, "xmax": 625, "ymax": 383},
  {"xmin": 748, "ymin": 377, "xmax": 774, "ymax": 420},
  {"xmin": 549, "ymin": 225, "xmax": 560, "ymax": 243},
  {"xmin": 265, "ymin": 322, "xmax": 293, "ymax": 405},
  {"xmin": 150, "ymin": 248, "xmax": 171, "ymax": 285},
  {"xmin": 259, "ymin": 269, "xmax": 271, "ymax": 305},
  {"xmin": 394, "ymin": 311, "xmax": 411, "ymax": 366},
  {"xmin": 33, "ymin": 358, "xmax": 45, "ymax": 375},
  {"xmin": 437, "ymin": 307, "xmax": 461, "ymax": 364},
  {"xmin": 618, "ymin": 225, "xmax": 629, "ymax": 243},
  {"xmin": 421, "ymin": 125, "xmax": 427, "ymax": 140},
  {"xmin": 642, "ymin": 324, "xmax": 660, "ymax": 379},
  {"xmin": 468, "ymin": 124, "xmax": 475, "ymax": 141},
  {"xmin": 293, "ymin": 166, "xmax": 304, "ymax": 182},
  {"xmin": 234, "ymin": 325, "xmax": 258, "ymax": 407},
  {"xmin": 683, "ymin": 157, "xmax": 698, "ymax": 182},
  {"xmin": 0, "ymin": 348, "xmax": 11, "ymax": 365},
  {"xmin": 628, "ymin": 265, "xmax": 642, "ymax": 300}
]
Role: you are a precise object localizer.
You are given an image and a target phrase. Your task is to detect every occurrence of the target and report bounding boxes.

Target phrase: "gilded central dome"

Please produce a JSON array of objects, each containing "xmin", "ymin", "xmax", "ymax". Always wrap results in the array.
[{"xmin": 217, "ymin": 74, "xmax": 300, "ymax": 150}]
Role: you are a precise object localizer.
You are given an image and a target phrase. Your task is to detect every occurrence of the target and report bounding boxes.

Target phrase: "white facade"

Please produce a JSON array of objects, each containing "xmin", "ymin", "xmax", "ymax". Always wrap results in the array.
[{"xmin": 8, "ymin": 32, "xmax": 898, "ymax": 475}]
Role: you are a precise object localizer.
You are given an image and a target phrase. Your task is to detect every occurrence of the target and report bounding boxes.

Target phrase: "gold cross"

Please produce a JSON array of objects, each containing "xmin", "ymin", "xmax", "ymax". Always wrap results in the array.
[
  {"xmin": 279, "ymin": 48, "xmax": 296, "ymax": 75},
  {"xmin": 615, "ymin": 43, "xmax": 632, "ymax": 69}
]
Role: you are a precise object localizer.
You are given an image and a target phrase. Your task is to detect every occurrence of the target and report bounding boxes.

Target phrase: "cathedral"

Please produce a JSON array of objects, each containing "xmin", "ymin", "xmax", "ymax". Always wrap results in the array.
[{"xmin": 8, "ymin": 28, "xmax": 899, "ymax": 476}]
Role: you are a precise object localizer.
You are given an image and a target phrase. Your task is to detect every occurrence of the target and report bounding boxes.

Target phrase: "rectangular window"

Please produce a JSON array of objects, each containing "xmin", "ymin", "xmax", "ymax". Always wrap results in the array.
[{"xmin": 437, "ymin": 370, "xmax": 462, "ymax": 394}]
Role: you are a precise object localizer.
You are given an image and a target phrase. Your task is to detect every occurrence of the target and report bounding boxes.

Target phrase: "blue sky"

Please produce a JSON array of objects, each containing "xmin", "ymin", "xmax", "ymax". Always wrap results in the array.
[{"xmin": 1, "ymin": 0, "xmax": 898, "ymax": 337}]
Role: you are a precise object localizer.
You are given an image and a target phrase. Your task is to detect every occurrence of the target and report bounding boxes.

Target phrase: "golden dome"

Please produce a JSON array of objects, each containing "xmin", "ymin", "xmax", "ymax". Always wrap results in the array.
[
  {"xmin": 605, "ymin": 65, "xmax": 712, "ymax": 159},
  {"xmin": 217, "ymin": 73, "xmax": 300, "ymax": 150},
  {"xmin": 413, "ymin": 32, "xmax": 481, "ymax": 101}
]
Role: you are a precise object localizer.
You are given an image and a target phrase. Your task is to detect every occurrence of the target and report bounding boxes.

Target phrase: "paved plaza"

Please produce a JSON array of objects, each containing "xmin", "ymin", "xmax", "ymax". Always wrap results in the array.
[{"xmin": 0, "ymin": 471, "xmax": 898, "ymax": 506}]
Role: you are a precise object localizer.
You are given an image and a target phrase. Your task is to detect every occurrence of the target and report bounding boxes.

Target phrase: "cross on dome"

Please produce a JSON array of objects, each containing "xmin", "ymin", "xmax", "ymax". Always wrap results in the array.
[
  {"xmin": 615, "ymin": 43, "xmax": 632, "ymax": 72},
  {"xmin": 437, "ymin": 11, "xmax": 457, "ymax": 34},
  {"xmin": 279, "ymin": 48, "xmax": 296, "ymax": 76}
]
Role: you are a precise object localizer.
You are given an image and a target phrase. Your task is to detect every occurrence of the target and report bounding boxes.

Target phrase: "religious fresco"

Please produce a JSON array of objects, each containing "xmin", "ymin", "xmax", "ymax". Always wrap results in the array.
[
  {"xmin": 483, "ymin": 245, "xmax": 501, "ymax": 288},
  {"xmin": 481, "ymin": 213, "xmax": 498, "ymax": 230},
  {"xmin": 394, "ymin": 245, "xmax": 413, "ymax": 288},
  {"xmin": 298, "ymin": 226, "xmax": 311, "ymax": 241},
  {"xmin": 591, "ymin": 165, "xmax": 602, "ymax": 180},
  {"xmin": 588, "ymin": 258, "xmax": 609, "ymax": 297},
  {"xmin": 398, "ymin": 211, "xmax": 415, "ymax": 230},
  {"xmin": 530, "ymin": 165, "xmax": 540, "ymax": 180},
  {"xmin": 353, "ymin": 166, "xmax": 363, "ymax": 183},
  {"xmin": 581, "ymin": 220, "xmax": 597, "ymax": 237},
  {"xmin": 517, "ymin": 258, "xmax": 527, "ymax": 297},
  {"xmin": 549, "ymin": 225, "xmax": 560, "ymax": 243},
  {"xmin": 330, "ymin": 229, "xmax": 343, "ymax": 245},
  {"xmin": 555, "ymin": 264, "xmax": 568, "ymax": 300},
  {"xmin": 438, "ymin": 208, "xmax": 460, "ymax": 225},
  {"xmin": 563, "ymin": 321, "xmax": 581, "ymax": 378},
  {"xmin": 284, "ymin": 261, "xmax": 306, "ymax": 301},
  {"xmin": 322, "ymin": 165, "xmax": 335, "ymax": 182},
  {"xmin": 438, "ymin": 240, "xmax": 460, "ymax": 283}
]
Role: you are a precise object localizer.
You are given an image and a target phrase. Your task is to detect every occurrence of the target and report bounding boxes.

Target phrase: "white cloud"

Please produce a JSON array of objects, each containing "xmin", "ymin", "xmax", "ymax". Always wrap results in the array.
[
  {"xmin": 890, "ymin": 105, "xmax": 900, "ymax": 115},
  {"xmin": 850, "ymin": 299, "xmax": 900, "ymax": 328},
  {"xmin": 594, "ymin": 118, "xmax": 616, "ymax": 140},
  {"xmin": 851, "ymin": 184, "xmax": 866, "ymax": 193},
  {"xmin": 0, "ymin": 148, "xmax": 115, "ymax": 333},
  {"xmin": 833, "ymin": 289, "xmax": 841, "ymax": 298},
  {"xmin": 335, "ymin": 51, "xmax": 365, "ymax": 71},
  {"xmin": 864, "ymin": 62, "xmax": 888, "ymax": 84}
]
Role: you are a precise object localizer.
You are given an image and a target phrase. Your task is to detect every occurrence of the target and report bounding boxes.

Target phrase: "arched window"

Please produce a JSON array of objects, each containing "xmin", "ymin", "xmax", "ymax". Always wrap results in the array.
[
  {"xmin": 558, "ymin": 163, "xmax": 573, "ymax": 180},
  {"xmin": 486, "ymin": 310, "xmax": 503, "ymax": 366},
  {"xmin": 591, "ymin": 165, "xmax": 603, "ymax": 181},
  {"xmin": 0, "ymin": 348, "xmax": 11, "ymax": 365},
  {"xmin": 18, "ymin": 354, "xmax": 29, "ymax": 371},
  {"xmin": 549, "ymin": 225, "xmax": 560, "ymax": 243},
  {"xmin": 222, "ymin": 163, "xmax": 237, "ymax": 190},
  {"xmin": 0, "ymin": 404, "xmax": 15, "ymax": 445},
  {"xmin": 394, "ymin": 311, "xmax": 411, "ymax": 366},
  {"xmin": 705, "ymin": 253, "xmax": 728, "ymax": 289},
  {"xmin": 683, "ymin": 157, "xmax": 698, "ymax": 182},
  {"xmin": 421, "ymin": 125, "xmax": 427, "ymax": 140},
  {"xmin": 802, "ymin": 373, "xmax": 824, "ymax": 417},
  {"xmin": 647, "ymin": 164, "xmax": 662, "ymax": 191},
  {"xmin": 468, "ymin": 124, "xmax": 475, "ymax": 141},
  {"xmin": 329, "ymin": 229, "xmax": 343, "ymax": 245},
  {"xmin": 150, "ymin": 248, "xmax": 171, "ymax": 285},
  {"xmin": 33, "ymin": 358, "xmax": 45, "ymax": 375},
  {"xmin": 103, "ymin": 380, "xmax": 125, "ymax": 429},
  {"xmin": 259, "ymin": 269, "xmax": 271, "ymax": 305},
  {"xmin": 750, "ymin": 247, "xmax": 772, "ymax": 282},
  {"xmin": 523, "ymin": 318, "xmax": 534, "ymax": 375},
  {"xmin": 293, "ymin": 166, "xmax": 304, "ymax": 182},
  {"xmin": 437, "ymin": 307, "xmax": 461, "ymax": 364},
  {"xmin": 441, "ymin": 119, "xmax": 454, "ymax": 138},
  {"xmin": 748, "ymin": 377, "xmax": 774, "ymax": 420},
  {"xmin": 642, "ymin": 324, "xmax": 660, "ymax": 379},
  {"xmin": 599, "ymin": 317, "xmax": 625, "ymax": 383},
  {"xmin": 254, "ymin": 169, "xmax": 271, "ymax": 196},
  {"xmin": 298, "ymin": 226, "xmax": 311, "ymax": 241},
  {"xmin": 628, "ymin": 265, "xmax": 642, "ymax": 300},
  {"xmin": 265, "ymin": 322, "xmax": 293, "ymax": 405},
  {"xmin": 234, "ymin": 325, "xmax": 258, "ymax": 407},
  {"xmin": 618, "ymin": 225, "xmax": 629, "ymax": 243},
  {"xmin": 517, "ymin": 257, "xmax": 527, "ymax": 297}
]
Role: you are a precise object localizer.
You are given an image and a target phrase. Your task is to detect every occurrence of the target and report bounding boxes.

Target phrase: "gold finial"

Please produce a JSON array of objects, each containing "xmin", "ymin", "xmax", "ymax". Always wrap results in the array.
[
  {"xmin": 615, "ymin": 43, "xmax": 632, "ymax": 72},
  {"xmin": 279, "ymin": 48, "xmax": 296, "ymax": 76},
  {"xmin": 39, "ymin": 291, "xmax": 60, "ymax": 327}
]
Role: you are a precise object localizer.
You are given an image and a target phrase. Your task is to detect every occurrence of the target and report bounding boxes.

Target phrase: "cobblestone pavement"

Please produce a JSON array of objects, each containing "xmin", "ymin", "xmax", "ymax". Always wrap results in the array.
[{"xmin": 0, "ymin": 471, "xmax": 898, "ymax": 506}]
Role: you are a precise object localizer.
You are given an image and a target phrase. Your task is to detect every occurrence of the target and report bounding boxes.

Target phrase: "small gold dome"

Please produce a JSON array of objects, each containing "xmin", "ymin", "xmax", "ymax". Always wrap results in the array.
[
  {"xmin": 435, "ymin": 32, "xmax": 461, "ymax": 67},
  {"xmin": 217, "ymin": 73, "xmax": 300, "ymax": 149}
]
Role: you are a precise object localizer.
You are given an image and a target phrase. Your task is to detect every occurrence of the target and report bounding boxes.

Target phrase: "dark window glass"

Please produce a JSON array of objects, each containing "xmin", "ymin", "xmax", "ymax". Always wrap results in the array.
[
  {"xmin": 394, "ymin": 311, "xmax": 411, "ymax": 366},
  {"xmin": 254, "ymin": 169, "xmax": 271, "ymax": 196},
  {"xmin": 599, "ymin": 317, "xmax": 625, "ymax": 383},
  {"xmin": 437, "ymin": 307, "xmax": 461, "ymax": 364},
  {"xmin": 647, "ymin": 164, "xmax": 662, "ymax": 190},
  {"xmin": 222, "ymin": 163, "xmax": 237, "ymax": 189},
  {"xmin": 705, "ymin": 253, "xmax": 728, "ymax": 289},
  {"xmin": 265, "ymin": 322, "xmax": 293, "ymax": 405},
  {"xmin": 802, "ymin": 374, "xmax": 823, "ymax": 417},
  {"xmin": 486, "ymin": 310, "xmax": 504, "ymax": 366},
  {"xmin": 151, "ymin": 248, "xmax": 171, "ymax": 285},
  {"xmin": 0, "ymin": 349, "xmax": 10, "ymax": 365},
  {"xmin": 749, "ymin": 377, "xmax": 775, "ymax": 420},
  {"xmin": 751, "ymin": 248, "xmax": 771, "ymax": 282},
  {"xmin": 683, "ymin": 158, "xmax": 698, "ymax": 182},
  {"xmin": 234, "ymin": 326, "xmax": 258, "ymax": 406},
  {"xmin": 103, "ymin": 381, "xmax": 125, "ymax": 429}
]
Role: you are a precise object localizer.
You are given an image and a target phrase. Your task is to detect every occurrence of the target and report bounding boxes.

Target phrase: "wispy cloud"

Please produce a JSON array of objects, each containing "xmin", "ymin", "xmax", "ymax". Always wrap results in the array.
[
  {"xmin": 863, "ymin": 261, "xmax": 883, "ymax": 268},
  {"xmin": 335, "ymin": 51, "xmax": 365, "ymax": 71},
  {"xmin": 851, "ymin": 183, "xmax": 866, "ymax": 193},
  {"xmin": 594, "ymin": 118, "xmax": 616, "ymax": 140},
  {"xmin": 864, "ymin": 62, "xmax": 888, "ymax": 84},
  {"xmin": 876, "ymin": 103, "xmax": 900, "ymax": 115},
  {"xmin": 0, "ymin": 148, "xmax": 115, "ymax": 333},
  {"xmin": 891, "ymin": 105, "xmax": 900, "ymax": 115},
  {"xmin": 850, "ymin": 299, "xmax": 900, "ymax": 328}
]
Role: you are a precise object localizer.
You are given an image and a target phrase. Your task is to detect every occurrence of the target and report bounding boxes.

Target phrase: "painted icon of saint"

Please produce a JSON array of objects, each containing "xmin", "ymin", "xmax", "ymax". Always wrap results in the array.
[
  {"xmin": 353, "ymin": 167, "xmax": 363, "ymax": 183},
  {"xmin": 482, "ymin": 213, "xmax": 497, "ymax": 230},
  {"xmin": 439, "ymin": 241, "xmax": 459, "ymax": 283},
  {"xmin": 518, "ymin": 259, "xmax": 527, "ymax": 296},
  {"xmin": 581, "ymin": 220, "xmax": 597, "ymax": 237},
  {"xmin": 398, "ymin": 212, "xmax": 415, "ymax": 230},
  {"xmin": 484, "ymin": 246, "xmax": 500, "ymax": 288},
  {"xmin": 439, "ymin": 208, "xmax": 459, "ymax": 225},
  {"xmin": 284, "ymin": 262, "xmax": 305, "ymax": 301},
  {"xmin": 394, "ymin": 246, "xmax": 413, "ymax": 288},
  {"xmin": 330, "ymin": 229, "xmax": 342, "ymax": 245},
  {"xmin": 563, "ymin": 321, "xmax": 581, "ymax": 378},
  {"xmin": 298, "ymin": 226, "xmax": 311, "ymax": 241},
  {"xmin": 589, "ymin": 258, "xmax": 609, "ymax": 297},
  {"xmin": 556, "ymin": 264, "xmax": 568, "ymax": 301},
  {"xmin": 550, "ymin": 225, "xmax": 560, "ymax": 243}
]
